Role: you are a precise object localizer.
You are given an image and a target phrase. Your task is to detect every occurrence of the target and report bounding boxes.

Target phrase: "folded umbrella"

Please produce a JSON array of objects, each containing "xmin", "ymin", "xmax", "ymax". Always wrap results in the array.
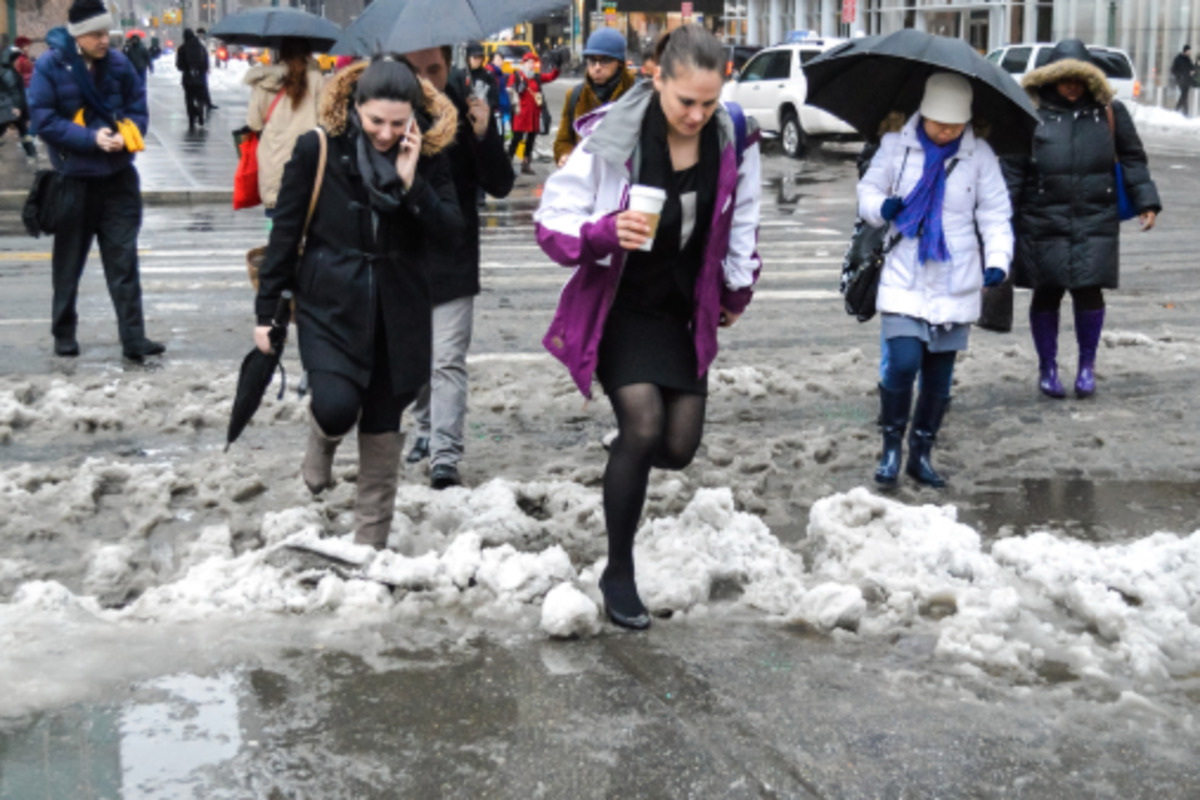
[
  {"xmin": 210, "ymin": 8, "xmax": 341, "ymax": 52},
  {"xmin": 226, "ymin": 291, "xmax": 292, "ymax": 452},
  {"xmin": 330, "ymin": 0, "xmax": 567, "ymax": 57},
  {"xmin": 802, "ymin": 30, "xmax": 1040, "ymax": 156}
]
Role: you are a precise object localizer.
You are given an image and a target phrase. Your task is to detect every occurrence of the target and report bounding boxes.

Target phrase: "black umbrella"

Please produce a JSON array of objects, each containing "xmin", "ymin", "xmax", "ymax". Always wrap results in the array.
[
  {"xmin": 330, "ymin": 0, "xmax": 567, "ymax": 57},
  {"xmin": 802, "ymin": 30, "xmax": 1040, "ymax": 156},
  {"xmin": 226, "ymin": 291, "xmax": 292, "ymax": 452},
  {"xmin": 210, "ymin": 8, "xmax": 341, "ymax": 51}
]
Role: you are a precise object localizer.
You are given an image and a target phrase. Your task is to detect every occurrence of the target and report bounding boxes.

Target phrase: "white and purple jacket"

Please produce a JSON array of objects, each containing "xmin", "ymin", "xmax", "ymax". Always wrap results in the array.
[{"xmin": 534, "ymin": 80, "xmax": 763, "ymax": 399}]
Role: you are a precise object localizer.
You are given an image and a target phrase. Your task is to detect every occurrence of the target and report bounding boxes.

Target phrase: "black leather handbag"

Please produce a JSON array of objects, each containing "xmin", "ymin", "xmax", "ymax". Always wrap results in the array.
[{"xmin": 841, "ymin": 221, "xmax": 900, "ymax": 323}]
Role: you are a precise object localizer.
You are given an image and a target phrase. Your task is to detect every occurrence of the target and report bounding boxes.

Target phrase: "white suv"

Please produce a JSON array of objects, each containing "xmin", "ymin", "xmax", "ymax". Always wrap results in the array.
[
  {"xmin": 720, "ymin": 36, "xmax": 857, "ymax": 158},
  {"xmin": 986, "ymin": 43, "xmax": 1140, "ymax": 103}
]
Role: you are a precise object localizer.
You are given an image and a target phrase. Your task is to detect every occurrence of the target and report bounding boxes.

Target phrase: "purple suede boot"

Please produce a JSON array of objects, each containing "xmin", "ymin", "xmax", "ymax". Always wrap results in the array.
[
  {"xmin": 1029, "ymin": 311, "xmax": 1066, "ymax": 398},
  {"xmin": 1074, "ymin": 307, "xmax": 1106, "ymax": 398}
]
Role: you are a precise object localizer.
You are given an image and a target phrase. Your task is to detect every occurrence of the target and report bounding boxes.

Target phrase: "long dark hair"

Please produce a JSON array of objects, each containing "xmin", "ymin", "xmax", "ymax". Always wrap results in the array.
[
  {"xmin": 279, "ymin": 40, "xmax": 312, "ymax": 110},
  {"xmin": 654, "ymin": 23, "xmax": 723, "ymax": 80}
]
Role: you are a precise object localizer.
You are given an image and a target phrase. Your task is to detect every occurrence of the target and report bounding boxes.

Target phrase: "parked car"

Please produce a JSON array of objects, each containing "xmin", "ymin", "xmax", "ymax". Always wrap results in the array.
[
  {"xmin": 986, "ymin": 42, "xmax": 1140, "ymax": 103},
  {"xmin": 723, "ymin": 44, "xmax": 762, "ymax": 80},
  {"xmin": 483, "ymin": 40, "xmax": 535, "ymax": 74},
  {"xmin": 720, "ymin": 36, "xmax": 857, "ymax": 158}
]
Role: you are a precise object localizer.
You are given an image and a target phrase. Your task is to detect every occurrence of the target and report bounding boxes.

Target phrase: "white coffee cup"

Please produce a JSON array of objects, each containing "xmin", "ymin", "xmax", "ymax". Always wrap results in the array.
[{"xmin": 627, "ymin": 185, "xmax": 667, "ymax": 252}]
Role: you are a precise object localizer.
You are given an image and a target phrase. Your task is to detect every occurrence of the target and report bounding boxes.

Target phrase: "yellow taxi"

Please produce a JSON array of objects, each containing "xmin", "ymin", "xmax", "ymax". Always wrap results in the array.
[{"xmin": 482, "ymin": 40, "xmax": 536, "ymax": 73}]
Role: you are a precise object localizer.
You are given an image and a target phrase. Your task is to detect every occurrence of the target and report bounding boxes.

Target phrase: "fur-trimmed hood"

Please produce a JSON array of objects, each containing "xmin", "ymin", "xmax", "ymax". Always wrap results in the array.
[
  {"xmin": 243, "ymin": 59, "xmax": 322, "ymax": 92},
  {"xmin": 1021, "ymin": 57, "xmax": 1114, "ymax": 107},
  {"xmin": 318, "ymin": 61, "xmax": 457, "ymax": 156}
]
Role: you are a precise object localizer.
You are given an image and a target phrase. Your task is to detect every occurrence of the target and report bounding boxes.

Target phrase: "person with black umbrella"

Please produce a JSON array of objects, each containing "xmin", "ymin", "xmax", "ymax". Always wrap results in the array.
[
  {"xmin": 253, "ymin": 56, "xmax": 464, "ymax": 549},
  {"xmin": 1003, "ymin": 40, "xmax": 1160, "ymax": 402},
  {"xmin": 858, "ymin": 73, "xmax": 1013, "ymax": 489}
]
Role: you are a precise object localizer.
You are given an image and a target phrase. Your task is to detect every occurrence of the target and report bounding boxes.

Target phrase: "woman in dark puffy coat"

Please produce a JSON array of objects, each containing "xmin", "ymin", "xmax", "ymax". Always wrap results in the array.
[
  {"xmin": 254, "ymin": 56, "xmax": 463, "ymax": 549},
  {"xmin": 1004, "ymin": 39, "xmax": 1161, "ymax": 399}
]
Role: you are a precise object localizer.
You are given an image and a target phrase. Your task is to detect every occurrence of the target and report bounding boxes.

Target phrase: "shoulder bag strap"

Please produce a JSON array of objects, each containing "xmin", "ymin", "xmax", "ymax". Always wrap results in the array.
[
  {"xmin": 298, "ymin": 128, "xmax": 327, "ymax": 256},
  {"xmin": 1104, "ymin": 104, "xmax": 1120, "ymax": 163},
  {"xmin": 264, "ymin": 89, "xmax": 287, "ymax": 127}
]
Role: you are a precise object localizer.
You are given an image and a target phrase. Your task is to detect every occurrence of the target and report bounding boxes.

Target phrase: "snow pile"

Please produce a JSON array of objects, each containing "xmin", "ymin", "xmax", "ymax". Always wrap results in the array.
[
  {"xmin": 540, "ymin": 582, "xmax": 600, "ymax": 638},
  {"xmin": 806, "ymin": 487, "xmax": 1200, "ymax": 683},
  {"xmin": 1130, "ymin": 103, "xmax": 1200, "ymax": 135},
  {"xmin": 3, "ymin": 466, "xmax": 1200, "ymax": 689}
]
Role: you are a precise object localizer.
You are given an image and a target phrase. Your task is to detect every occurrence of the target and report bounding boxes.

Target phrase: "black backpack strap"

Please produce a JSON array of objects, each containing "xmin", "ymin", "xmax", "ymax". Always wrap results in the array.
[{"xmin": 565, "ymin": 82, "xmax": 585, "ymax": 135}]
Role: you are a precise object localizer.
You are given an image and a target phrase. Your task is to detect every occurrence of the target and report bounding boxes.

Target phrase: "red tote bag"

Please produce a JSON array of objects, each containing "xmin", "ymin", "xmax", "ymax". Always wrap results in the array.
[{"xmin": 233, "ymin": 90, "xmax": 285, "ymax": 211}]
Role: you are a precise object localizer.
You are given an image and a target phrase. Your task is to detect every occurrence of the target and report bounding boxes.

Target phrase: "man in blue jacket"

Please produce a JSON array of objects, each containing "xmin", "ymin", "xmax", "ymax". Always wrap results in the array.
[{"xmin": 28, "ymin": 0, "xmax": 165, "ymax": 360}]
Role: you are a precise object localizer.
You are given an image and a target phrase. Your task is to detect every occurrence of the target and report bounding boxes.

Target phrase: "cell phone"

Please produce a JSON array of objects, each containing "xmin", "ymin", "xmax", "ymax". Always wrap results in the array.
[{"xmin": 402, "ymin": 117, "xmax": 414, "ymax": 150}]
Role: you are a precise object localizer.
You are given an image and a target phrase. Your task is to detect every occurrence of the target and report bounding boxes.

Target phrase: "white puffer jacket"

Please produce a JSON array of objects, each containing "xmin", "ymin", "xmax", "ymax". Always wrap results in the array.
[{"xmin": 857, "ymin": 115, "xmax": 1013, "ymax": 325}]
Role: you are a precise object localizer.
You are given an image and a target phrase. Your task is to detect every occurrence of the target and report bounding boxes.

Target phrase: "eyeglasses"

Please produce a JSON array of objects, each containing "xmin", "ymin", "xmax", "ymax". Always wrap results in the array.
[{"xmin": 586, "ymin": 56, "xmax": 618, "ymax": 66}]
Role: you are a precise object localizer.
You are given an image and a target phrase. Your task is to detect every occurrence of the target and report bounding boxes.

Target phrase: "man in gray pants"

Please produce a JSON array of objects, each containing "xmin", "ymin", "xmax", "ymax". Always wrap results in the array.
[{"xmin": 404, "ymin": 43, "xmax": 514, "ymax": 488}]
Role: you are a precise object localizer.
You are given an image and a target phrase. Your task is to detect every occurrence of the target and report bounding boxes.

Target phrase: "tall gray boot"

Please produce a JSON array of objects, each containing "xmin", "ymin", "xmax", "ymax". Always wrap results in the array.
[
  {"xmin": 354, "ymin": 431, "xmax": 403, "ymax": 550},
  {"xmin": 302, "ymin": 411, "xmax": 343, "ymax": 495}
]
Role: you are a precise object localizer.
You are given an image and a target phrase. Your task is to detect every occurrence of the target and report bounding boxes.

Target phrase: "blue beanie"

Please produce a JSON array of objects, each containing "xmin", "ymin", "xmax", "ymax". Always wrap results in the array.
[{"xmin": 583, "ymin": 28, "xmax": 626, "ymax": 61}]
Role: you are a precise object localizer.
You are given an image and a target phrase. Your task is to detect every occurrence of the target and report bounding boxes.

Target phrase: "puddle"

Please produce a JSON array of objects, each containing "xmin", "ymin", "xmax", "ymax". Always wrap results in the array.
[{"xmin": 961, "ymin": 477, "xmax": 1200, "ymax": 542}]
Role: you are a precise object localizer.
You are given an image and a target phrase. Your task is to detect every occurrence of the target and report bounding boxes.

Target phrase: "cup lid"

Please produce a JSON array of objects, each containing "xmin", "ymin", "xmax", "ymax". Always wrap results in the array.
[{"xmin": 629, "ymin": 184, "xmax": 667, "ymax": 199}]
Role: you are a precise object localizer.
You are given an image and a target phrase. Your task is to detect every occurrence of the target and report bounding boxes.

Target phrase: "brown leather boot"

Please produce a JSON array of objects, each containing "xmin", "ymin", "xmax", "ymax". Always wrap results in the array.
[
  {"xmin": 520, "ymin": 158, "xmax": 535, "ymax": 175},
  {"xmin": 354, "ymin": 431, "xmax": 403, "ymax": 550},
  {"xmin": 301, "ymin": 411, "xmax": 342, "ymax": 495}
]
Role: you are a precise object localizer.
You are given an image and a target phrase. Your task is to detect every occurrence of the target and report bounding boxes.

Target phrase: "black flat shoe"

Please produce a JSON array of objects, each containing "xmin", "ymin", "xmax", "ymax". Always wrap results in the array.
[
  {"xmin": 123, "ymin": 338, "xmax": 166, "ymax": 361},
  {"xmin": 54, "ymin": 338, "xmax": 80, "ymax": 357},
  {"xmin": 406, "ymin": 436, "xmax": 430, "ymax": 464},
  {"xmin": 430, "ymin": 464, "xmax": 462, "ymax": 490},
  {"xmin": 599, "ymin": 573, "xmax": 650, "ymax": 630}
]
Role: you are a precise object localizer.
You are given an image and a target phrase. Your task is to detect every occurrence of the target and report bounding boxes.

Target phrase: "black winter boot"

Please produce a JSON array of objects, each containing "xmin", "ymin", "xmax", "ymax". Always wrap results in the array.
[
  {"xmin": 906, "ymin": 392, "xmax": 951, "ymax": 488},
  {"xmin": 874, "ymin": 383, "xmax": 912, "ymax": 486}
]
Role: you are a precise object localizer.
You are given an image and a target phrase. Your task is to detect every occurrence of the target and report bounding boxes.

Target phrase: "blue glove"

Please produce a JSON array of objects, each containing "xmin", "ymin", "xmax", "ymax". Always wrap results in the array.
[
  {"xmin": 983, "ymin": 268, "xmax": 1006, "ymax": 288},
  {"xmin": 880, "ymin": 197, "xmax": 904, "ymax": 221}
]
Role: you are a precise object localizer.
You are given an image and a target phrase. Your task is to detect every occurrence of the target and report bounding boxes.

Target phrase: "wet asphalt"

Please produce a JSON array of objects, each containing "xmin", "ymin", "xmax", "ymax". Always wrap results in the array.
[{"xmin": 1, "ymin": 67, "xmax": 1200, "ymax": 798}]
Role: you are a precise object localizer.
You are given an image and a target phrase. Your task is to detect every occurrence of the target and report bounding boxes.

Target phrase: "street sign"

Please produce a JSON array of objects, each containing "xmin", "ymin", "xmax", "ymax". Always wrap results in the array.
[
  {"xmin": 682, "ymin": 1, "xmax": 693, "ymax": 17},
  {"xmin": 601, "ymin": 0, "xmax": 616, "ymax": 10},
  {"xmin": 841, "ymin": 0, "xmax": 856, "ymax": 24}
]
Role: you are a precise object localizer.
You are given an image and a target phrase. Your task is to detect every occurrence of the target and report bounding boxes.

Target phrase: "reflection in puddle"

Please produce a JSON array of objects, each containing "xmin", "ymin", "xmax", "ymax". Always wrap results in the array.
[
  {"xmin": 961, "ymin": 478, "xmax": 1200, "ymax": 541},
  {"xmin": 120, "ymin": 673, "xmax": 242, "ymax": 796}
]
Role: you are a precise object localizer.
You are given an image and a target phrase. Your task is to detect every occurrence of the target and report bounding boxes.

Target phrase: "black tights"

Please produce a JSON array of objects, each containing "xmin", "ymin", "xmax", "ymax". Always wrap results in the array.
[
  {"xmin": 1030, "ymin": 286, "xmax": 1105, "ymax": 314},
  {"xmin": 309, "ymin": 326, "xmax": 416, "ymax": 436},
  {"xmin": 603, "ymin": 384, "xmax": 706, "ymax": 581}
]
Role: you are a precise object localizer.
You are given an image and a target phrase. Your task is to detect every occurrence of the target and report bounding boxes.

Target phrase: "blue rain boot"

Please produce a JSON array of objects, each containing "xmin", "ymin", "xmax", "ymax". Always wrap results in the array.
[{"xmin": 1074, "ymin": 307, "xmax": 1105, "ymax": 398}]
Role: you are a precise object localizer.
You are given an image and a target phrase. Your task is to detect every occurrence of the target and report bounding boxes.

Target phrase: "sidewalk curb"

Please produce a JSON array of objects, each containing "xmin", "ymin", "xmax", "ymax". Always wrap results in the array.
[{"xmin": 0, "ymin": 189, "xmax": 233, "ymax": 210}]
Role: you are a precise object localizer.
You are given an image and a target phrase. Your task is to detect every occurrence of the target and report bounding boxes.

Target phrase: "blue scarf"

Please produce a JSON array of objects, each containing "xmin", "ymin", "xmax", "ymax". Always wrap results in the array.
[{"xmin": 894, "ymin": 122, "xmax": 961, "ymax": 265}]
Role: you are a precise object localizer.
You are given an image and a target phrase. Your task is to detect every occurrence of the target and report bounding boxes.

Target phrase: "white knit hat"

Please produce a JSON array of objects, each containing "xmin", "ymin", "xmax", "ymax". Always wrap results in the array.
[
  {"xmin": 67, "ymin": 0, "xmax": 115, "ymax": 37},
  {"xmin": 919, "ymin": 72, "xmax": 973, "ymax": 125}
]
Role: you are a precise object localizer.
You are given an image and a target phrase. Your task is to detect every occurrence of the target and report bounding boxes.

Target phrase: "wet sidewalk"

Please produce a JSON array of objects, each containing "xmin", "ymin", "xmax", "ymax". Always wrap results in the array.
[
  {"xmin": 0, "ymin": 65, "xmax": 241, "ymax": 206},
  {"xmin": 1, "ymin": 60, "xmax": 561, "ymax": 207}
]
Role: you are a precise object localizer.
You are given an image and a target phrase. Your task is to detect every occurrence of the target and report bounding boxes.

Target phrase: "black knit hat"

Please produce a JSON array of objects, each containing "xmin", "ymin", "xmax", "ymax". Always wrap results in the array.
[{"xmin": 68, "ymin": 0, "xmax": 114, "ymax": 37}]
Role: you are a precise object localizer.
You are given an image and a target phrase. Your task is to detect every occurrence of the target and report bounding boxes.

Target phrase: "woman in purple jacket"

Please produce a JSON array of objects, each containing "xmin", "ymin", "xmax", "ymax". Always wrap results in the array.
[{"xmin": 534, "ymin": 25, "xmax": 762, "ymax": 630}]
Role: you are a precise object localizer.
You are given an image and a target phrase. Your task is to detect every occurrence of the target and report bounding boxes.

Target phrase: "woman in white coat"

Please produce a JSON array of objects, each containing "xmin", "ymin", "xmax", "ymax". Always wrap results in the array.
[{"xmin": 857, "ymin": 73, "xmax": 1013, "ymax": 488}]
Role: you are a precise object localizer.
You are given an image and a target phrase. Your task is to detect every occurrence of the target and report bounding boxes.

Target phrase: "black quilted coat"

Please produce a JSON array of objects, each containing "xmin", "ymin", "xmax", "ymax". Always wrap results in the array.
[{"xmin": 1003, "ymin": 40, "xmax": 1162, "ymax": 291}]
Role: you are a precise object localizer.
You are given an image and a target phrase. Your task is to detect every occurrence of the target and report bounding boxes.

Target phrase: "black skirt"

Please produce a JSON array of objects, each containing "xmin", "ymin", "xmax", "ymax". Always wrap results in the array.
[{"xmin": 595, "ymin": 306, "xmax": 708, "ymax": 396}]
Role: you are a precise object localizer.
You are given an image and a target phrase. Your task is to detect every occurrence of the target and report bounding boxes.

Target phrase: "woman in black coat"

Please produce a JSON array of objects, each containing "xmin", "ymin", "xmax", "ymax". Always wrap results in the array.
[
  {"xmin": 254, "ymin": 56, "xmax": 464, "ymax": 549},
  {"xmin": 1004, "ymin": 39, "xmax": 1161, "ymax": 399}
]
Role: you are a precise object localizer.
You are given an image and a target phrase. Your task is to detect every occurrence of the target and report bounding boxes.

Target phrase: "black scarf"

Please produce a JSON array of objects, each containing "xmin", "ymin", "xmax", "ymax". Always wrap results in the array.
[
  {"xmin": 590, "ymin": 70, "xmax": 623, "ymax": 105},
  {"xmin": 351, "ymin": 108, "xmax": 405, "ymax": 214},
  {"xmin": 635, "ymin": 95, "xmax": 720, "ymax": 257}
]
